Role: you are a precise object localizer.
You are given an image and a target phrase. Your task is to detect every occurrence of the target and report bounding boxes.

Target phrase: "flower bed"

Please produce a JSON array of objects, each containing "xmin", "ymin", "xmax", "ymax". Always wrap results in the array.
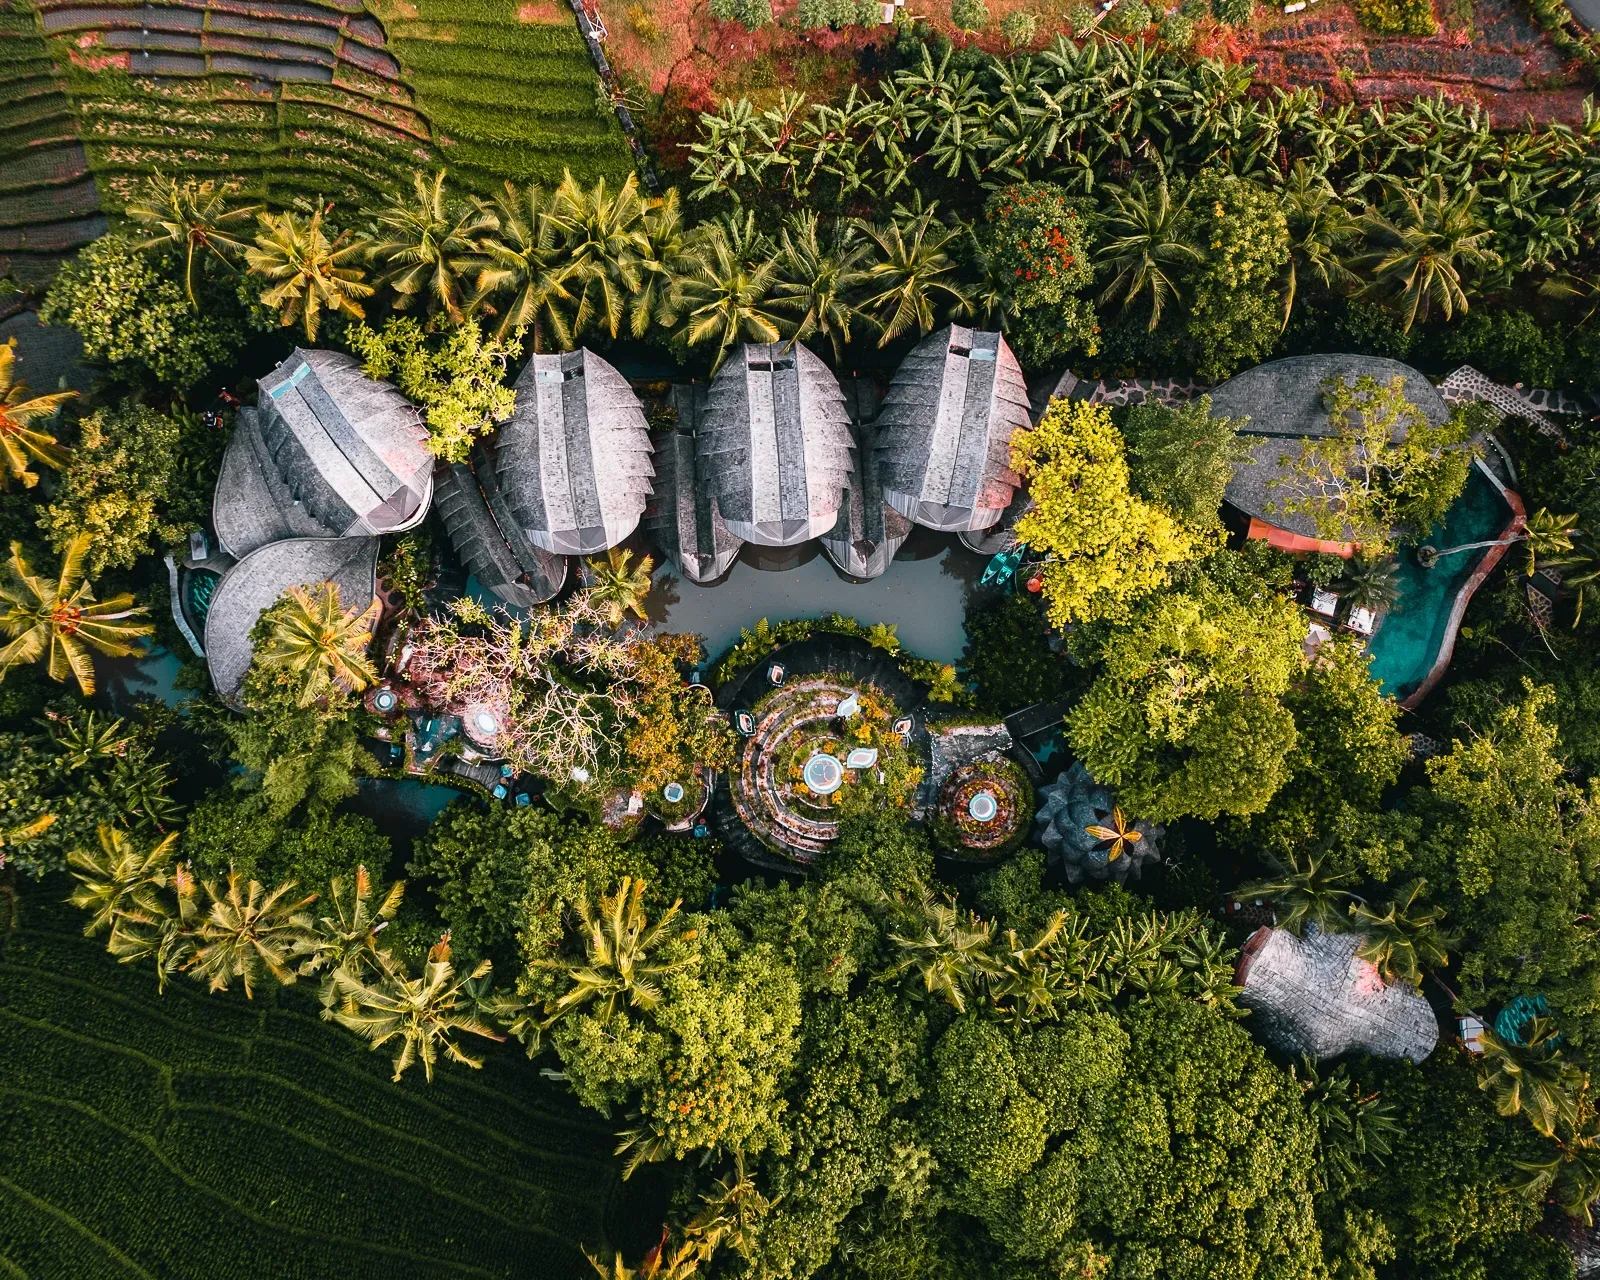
[
  {"xmin": 644, "ymin": 767, "xmax": 711, "ymax": 829},
  {"xmin": 932, "ymin": 757, "xmax": 1033, "ymax": 859}
]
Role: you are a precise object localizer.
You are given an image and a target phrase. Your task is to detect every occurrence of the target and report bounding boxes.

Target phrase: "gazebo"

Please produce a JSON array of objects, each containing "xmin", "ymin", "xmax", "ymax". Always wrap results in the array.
[
  {"xmin": 875, "ymin": 326, "xmax": 1033, "ymax": 533},
  {"xmin": 696, "ymin": 342, "xmax": 855, "ymax": 547},
  {"xmin": 484, "ymin": 348, "xmax": 655, "ymax": 556},
  {"xmin": 213, "ymin": 348, "xmax": 432, "ymax": 560}
]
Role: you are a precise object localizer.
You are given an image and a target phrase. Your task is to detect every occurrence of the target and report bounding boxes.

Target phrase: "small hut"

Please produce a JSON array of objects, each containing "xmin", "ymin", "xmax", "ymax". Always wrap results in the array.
[
  {"xmin": 432, "ymin": 462, "xmax": 567, "ymax": 608},
  {"xmin": 486, "ymin": 348, "xmax": 655, "ymax": 556},
  {"xmin": 875, "ymin": 326, "xmax": 1032, "ymax": 533},
  {"xmin": 203, "ymin": 536, "xmax": 380, "ymax": 711},
  {"xmin": 696, "ymin": 342, "xmax": 855, "ymax": 547},
  {"xmin": 1211, "ymin": 353, "xmax": 1453, "ymax": 554},
  {"xmin": 214, "ymin": 349, "xmax": 432, "ymax": 560},
  {"xmin": 1236, "ymin": 926, "xmax": 1439, "ymax": 1061}
]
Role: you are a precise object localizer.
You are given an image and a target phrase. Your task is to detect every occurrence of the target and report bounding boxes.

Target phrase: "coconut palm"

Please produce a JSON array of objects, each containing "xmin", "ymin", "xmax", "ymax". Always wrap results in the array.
[
  {"xmin": 632, "ymin": 187, "xmax": 692, "ymax": 340},
  {"xmin": 0, "ymin": 535, "xmax": 153, "ymax": 696},
  {"xmin": 333, "ymin": 937, "xmax": 503, "ymax": 1082},
  {"xmin": 866, "ymin": 621, "xmax": 901, "ymax": 654},
  {"xmin": 187, "ymin": 873, "xmax": 319, "ymax": 998},
  {"xmin": 1242, "ymin": 846, "xmax": 1358, "ymax": 937},
  {"xmin": 1355, "ymin": 175, "xmax": 1501, "ymax": 332},
  {"xmin": 584, "ymin": 548, "xmax": 654, "ymax": 627},
  {"xmin": 367, "ymin": 170, "xmax": 491, "ymax": 325},
  {"xmin": 1336, "ymin": 554, "xmax": 1400, "ymax": 613},
  {"xmin": 1279, "ymin": 161, "xmax": 1358, "ymax": 326},
  {"xmin": 0, "ymin": 336, "xmax": 74, "ymax": 490},
  {"xmin": 887, "ymin": 886, "xmax": 1000, "ymax": 1012},
  {"xmin": 474, "ymin": 181, "xmax": 577, "ymax": 347},
  {"xmin": 48, "ymin": 708, "xmax": 136, "ymax": 771},
  {"xmin": 1096, "ymin": 176, "xmax": 1199, "ymax": 330},
  {"xmin": 1479, "ymin": 1017, "xmax": 1585, "ymax": 1139},
  {"xmin": 673, "ymin": 214, "xmax": 783, "ymax": 373},
  {"xmin": 771, "ymin": 211, "xmax": 870, "ymax": 363},
  {"xmin": 542, "ymin": 877, "xmax": 698, "ymax": 1023},
  {"xmin": 124, "ymin": 172, "xmax": 261, "ymax": 308},
  {"xmin": 555, "ymin": 170, "xmax": 650, "ymax": 341},
  {"xmin": 1515, "ymin": 1138, "xmax": 1600, "ymax": 1225},
  {"xmin": 245, "ymin": 206, "xmax": 374, "ymax": 341},
  {"xmin": 1348, "ymin": 879, "xmax": 1450, "ymax": 987},
  {"xmin": 298, "ymin": 865, "xmax": 406, "ymax": 1017},
  {"xmin": 105, "ymin": 860, "xmax": 202, "ymax": 991},
  {"xmin": 67, "ymin": 824, "xmax": 176, "ymax": 938},
  {"xmin": 855, "ymin": 208, "xmax": 971, "ymax": 347},
  {"xmin": 254, "ymin": 582, "xmax": 381, "ymax": 707},
  {"xmin": 1550, "ymin": 535, "xmax": 1600, "ymax": 626}
]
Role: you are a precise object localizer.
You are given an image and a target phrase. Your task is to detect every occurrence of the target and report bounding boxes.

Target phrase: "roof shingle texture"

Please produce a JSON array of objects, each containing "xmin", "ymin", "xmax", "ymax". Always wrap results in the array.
[{"xmin": 875, "ymin": 326, "xmax": 1032, "ymax": 532}]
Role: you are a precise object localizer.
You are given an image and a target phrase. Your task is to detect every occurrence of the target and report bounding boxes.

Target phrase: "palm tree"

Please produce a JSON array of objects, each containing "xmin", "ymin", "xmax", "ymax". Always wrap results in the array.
[
  {"xmin": 1355, "ymin": 175, "xmax": 1501, "ymax": 332},
  {"xmin": 0, "ymin": 336, "xmax": 74, "ymax": 490},
  {"xmin": 298, "ymin": 864, "xmax": 405, "ymax": 1017},
  {"xmin": 67, "ymin": 824, "xmax": 176, "ymax": 937},
  {"xmin": 542, "ymin": 877, "xmax": 698, "ymax": 1023},
  {"xmin": 584, "ymin": 548, "xmax": 654, "ymax": 627},
  {"xmin": 886, "ymin": 886, "xmax": 999, "ymax": 1012},
  {"xmin": 124, "ymin": 172, "xmax": 261, "ymax": 308},
  {"xmin": 188, "ymin": 872, "xmax": 318, "ymax": 998},
  {"xmin": 1418, "ymin": 508, "xmax": 1579, "ymax": 577},
  {"xmin": 473, "ymin": 181, "xmax": 576, "ymax": 348},
  {"xmin": 0, "ymin": 812, "xmax": 56, "ymax": 856},
  {"xmin": 254, "ymin": 582, "xmax": 381, "ymax": 707},
  {"xmin": 367, "ymin": 170, "xmax": 491, "ymax": 325},
  {"xmin": 673, "ymin": 215, "xmax": 783, "ymax": 373},
  {"xmin": 332, "ymin": 936, "xmax": 503, "ymax": 1082},
  {"xmin": 1278, "ymin": 161, "xmax": 1357, "ymax": 326},
  {"xmin": 554, "ymin": 171, "xmax": 650, "ymax": 342},
  {"xmin": 245, "ymin": 206, "xmax": 374, "ymax": 341},
  {"xmin": 49, "ymin": 708, "xmax": 135, "ymax": 771},
  {"xmin": 1241, "ymin": 846, "xmax": 1358, "ymax": 937},
  {"xmin": 771, "ymin": 212, "xmax": 870, "ymax": 363},
  {"xmin": 866, "ymin": 621, "xmax": 901, "ymax": 654},
  {"xmin": 1348, "ymin": 879, "xmax": 1450, "ymax": 987},
  {"xmin": 1337, "ymin": 555, "xmax": 1400, "ymax": 613},
  {"xmin": 1096, "ymin": 176, "xmax": 1199, "ymax": 330},
  {"xmin": 632, "ymin": 187, "xmax": 692, "ymax": 341},
  {"xmin": 855, "ymin": 209, "xmax": 971, "ymax": 347},
  {"xmin": 1550, "ymin": 535, "xmax": 1600, "ymax": 626},
  {"xmin": 0, "ymin": 535, "xmax": 153, "ymax": 696},
  {"xmin": 105, "ymin": 860, "xmax": 202, "ymax": 991},
  {"xmin": 1479, "ymin": 1018, "xmax": 1585, "ymax": 1139}
]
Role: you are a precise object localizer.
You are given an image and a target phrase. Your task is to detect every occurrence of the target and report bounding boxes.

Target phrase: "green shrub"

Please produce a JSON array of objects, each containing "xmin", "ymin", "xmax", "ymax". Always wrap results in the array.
[
  {"xmin": 950, "ymin": 0, "xmax": 990, "ymax": 28},
  {"xmin": 1433, "ymin": 308, "xmax": 1567, "ymax": 389},
  {"xmin": 797, "ymin": 0, "xmax": 881, "ymax": 25},
  {"xmin": 979, "ymin": 181, "xmax": 1098, "ymax": 369},
  {"xmin": 1103, "ymin": 0, "xmax": 1152, "ymax": 32},
  {"xmin": 1210, "ymin": 0, "xmax": 1254, "ymax": 24},
  {"xmin": 1158, "ymin": 7, "xmax": 1195, "ymax": 46},
  {"xmin": 711, "ymin": 0, "xmax": 774, "ymax": 26},
  {"xmin": 961, "ymin": 592, "xmax": 1081, "ymax": 712},
  {"xmin": 1355, "ymin": 0, "xmax": 1438, "ymax": 34},
  {"xmin": 1068, "ymin": 1, "xmax": 1099, "ymax": 31},
  {"xmin": 1001, "ymin": 8, "xmax": 1038, "ymax": 43}
]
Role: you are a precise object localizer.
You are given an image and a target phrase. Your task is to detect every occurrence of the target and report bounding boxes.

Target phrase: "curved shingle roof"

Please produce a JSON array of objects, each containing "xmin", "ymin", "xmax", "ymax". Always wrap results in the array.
[
  {"xmin": 696, "ymin": 342, "xmax": 854, "ymax": 547},
  {"xmin": 433, "ymin": 462, "xmax": 567, "ymax": 609},
  {"xmin": 646, "ymin": 426, "xmax": 742, "ymax": 584},
  {"xmin": 821, "ymin": 419, "xmax": 911, "ymax": 581},
  {"xmin": 875, "ymin": 326, "xmax": 1032, "ymax": 533},
  {"xmin": 1212, "ymin": 354, "xmax": 1452, "ymax": 541},
  {"xmin": 216, "ymin": 348, "xmax": 431, "ymax": 556},
  {"xmin": 489, "ymin": 349, "xmax": 654, "ymax": 556},
  {"xmin": 203, "ymin": 536, "xmax": 379, "ymax": 711}
]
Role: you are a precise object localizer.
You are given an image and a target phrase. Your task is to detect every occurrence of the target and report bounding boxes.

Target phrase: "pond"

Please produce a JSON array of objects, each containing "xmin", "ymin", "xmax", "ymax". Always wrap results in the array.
[
  {"xmin": 644, "ymin": 527, "xmax": 982, "ymax": 666},
  {"xmin": 1365, "ymin": 460, "xmax": 1518, "ymax": 706}
]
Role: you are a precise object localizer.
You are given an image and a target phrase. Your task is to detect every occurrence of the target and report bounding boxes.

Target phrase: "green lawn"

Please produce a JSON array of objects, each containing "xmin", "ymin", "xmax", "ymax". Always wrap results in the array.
[{"xmin": 0, "ymin": 882, "xmax": 643, "ymax": 1280}]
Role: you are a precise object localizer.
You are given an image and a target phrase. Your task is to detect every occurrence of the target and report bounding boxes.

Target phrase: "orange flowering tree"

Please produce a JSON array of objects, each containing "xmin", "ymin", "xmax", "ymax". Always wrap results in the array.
[{"xmin": 976, "ymin": 181, "xmax": 1098, "ymax": 369}]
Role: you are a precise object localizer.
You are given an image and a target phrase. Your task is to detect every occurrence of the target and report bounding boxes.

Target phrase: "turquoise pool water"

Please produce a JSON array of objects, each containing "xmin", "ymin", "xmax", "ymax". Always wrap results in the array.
[{"xmin": 1366, "ymin": 463, "xmax": 1516, "ymax": 704}]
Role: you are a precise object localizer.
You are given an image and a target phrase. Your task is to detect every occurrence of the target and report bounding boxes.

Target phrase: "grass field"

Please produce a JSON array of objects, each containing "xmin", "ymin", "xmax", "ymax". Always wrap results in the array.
[{"xmin": 0, "ymin": 880, "xmax": 647, "ymax": 1280}]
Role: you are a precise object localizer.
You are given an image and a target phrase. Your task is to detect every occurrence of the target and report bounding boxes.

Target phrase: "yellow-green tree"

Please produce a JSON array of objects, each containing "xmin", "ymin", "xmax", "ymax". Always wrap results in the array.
[{"xmin": 1011, "ymin": 400, "xmax": 1197, "ymax": 628}]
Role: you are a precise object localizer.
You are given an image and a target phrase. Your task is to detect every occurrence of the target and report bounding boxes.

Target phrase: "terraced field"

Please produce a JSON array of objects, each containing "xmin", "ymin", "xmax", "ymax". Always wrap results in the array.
[
  {"xmin": 379, "ymin": 0, "xmax": 633, "ymax": 192},
  {"xmin": 0, "ymin": 883, "xmax": 641, "ymax": 1280},
  {"xmin": 0, "ymin": 0, "xmax": 633, "ymax": 282}
]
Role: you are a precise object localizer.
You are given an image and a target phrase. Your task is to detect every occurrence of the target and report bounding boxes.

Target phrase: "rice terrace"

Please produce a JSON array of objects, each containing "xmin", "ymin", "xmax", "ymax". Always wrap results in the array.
[{"xmin": 3, "ymin": 0, "xmax": 1600, "ymax": 1273}]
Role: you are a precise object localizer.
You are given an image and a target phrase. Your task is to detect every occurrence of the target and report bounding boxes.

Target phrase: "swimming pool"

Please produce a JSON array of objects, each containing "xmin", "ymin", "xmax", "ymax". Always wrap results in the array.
[{"xmin": 1365, "ymin": 460, "xmax": 1523, "ymax": 708}]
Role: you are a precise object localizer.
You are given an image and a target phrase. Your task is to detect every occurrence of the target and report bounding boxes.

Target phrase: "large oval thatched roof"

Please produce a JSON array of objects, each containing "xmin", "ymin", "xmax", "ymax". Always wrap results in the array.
[
  {"xmin": 874, "ymin": 326, "xmax": 1032, "ymax": 533},
  {"xmin": 488, "ymin": 349, "xmax": 654, "ymax": 556},
  {"xmin": 696, "ymin": 342, "xmax": 855, "ymax": 547}
]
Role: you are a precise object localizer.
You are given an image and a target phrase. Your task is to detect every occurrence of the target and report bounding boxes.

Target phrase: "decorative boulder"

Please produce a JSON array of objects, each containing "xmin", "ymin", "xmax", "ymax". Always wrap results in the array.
[{"xmin": 1034, "ymin": 762, "xmax": 1163, "ymax": 885}]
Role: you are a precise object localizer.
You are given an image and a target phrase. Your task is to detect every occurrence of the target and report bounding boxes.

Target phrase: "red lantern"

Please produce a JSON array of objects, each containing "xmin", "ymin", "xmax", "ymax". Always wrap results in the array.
[{"xmin": 1025, "ymin": 576, "xmax": 1043, "ymax": 593}]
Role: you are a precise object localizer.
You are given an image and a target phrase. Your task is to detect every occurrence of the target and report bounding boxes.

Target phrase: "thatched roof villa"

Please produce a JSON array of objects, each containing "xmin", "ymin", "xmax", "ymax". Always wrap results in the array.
[
  {"xmin": 875, "ymin": 326, "xmax": 1032, "ymax": 533},
  {"xmin": 696, "ymin": 342, "xmax": 855, "ymax": 547}
]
